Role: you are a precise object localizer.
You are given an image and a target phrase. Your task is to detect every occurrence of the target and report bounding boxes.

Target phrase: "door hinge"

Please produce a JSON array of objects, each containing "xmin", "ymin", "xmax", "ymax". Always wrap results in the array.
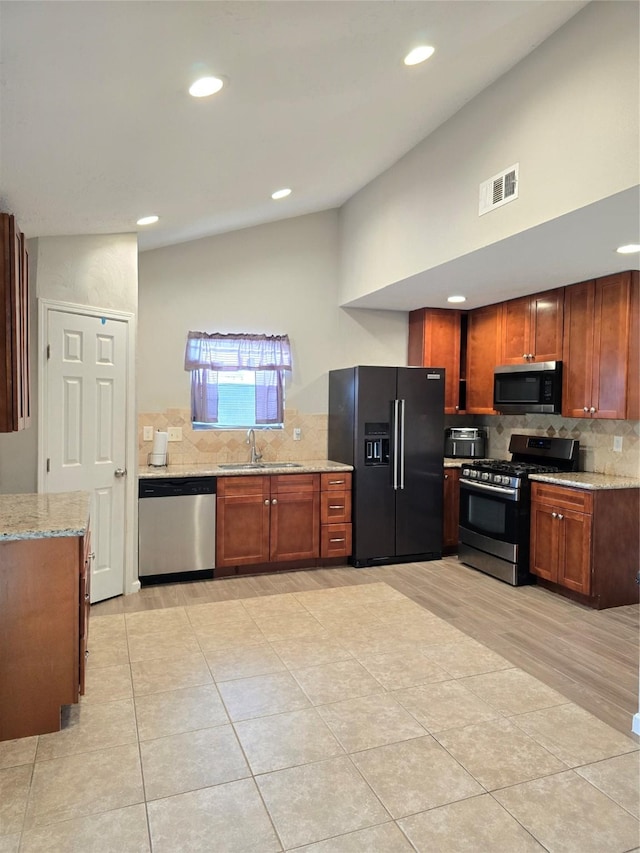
[
  {"xmin": 46, "ymin": 344, "xmax": 50, "ymax": 360},
  {"xmin": 46, "ymin": 458, "xmax": 50, "ymax": 473}
]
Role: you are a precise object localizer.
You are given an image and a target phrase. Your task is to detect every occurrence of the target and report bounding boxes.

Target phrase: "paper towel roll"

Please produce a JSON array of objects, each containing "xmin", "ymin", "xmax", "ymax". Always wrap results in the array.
[{"xmin": 149, "ymin": 430, "xmax": 168, "ymax": 466}]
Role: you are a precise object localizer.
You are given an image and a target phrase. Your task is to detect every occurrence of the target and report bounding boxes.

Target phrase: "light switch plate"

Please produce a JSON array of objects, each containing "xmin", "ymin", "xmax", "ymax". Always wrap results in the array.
[
  {"xmin": 143, "ymin": 426, "xmax": 153, "ymax": 441},
  {"xmin": 167, "ymin": 427, "xmax": 183, "ymax": 442},
  {"xmin": 613, "ymin": 435, "xmax": 623, "ymax": 452}
]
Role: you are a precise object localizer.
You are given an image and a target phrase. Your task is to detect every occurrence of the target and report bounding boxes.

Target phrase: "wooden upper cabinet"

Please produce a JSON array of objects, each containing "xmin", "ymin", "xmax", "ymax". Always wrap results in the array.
[
  {"xmin": 465, "ymin": 303, "xmax": 502, "ymax": 414},
  {"xmin": 408, "ymin": 308, "xmax": 462, "ymax": 413},
  {"xmin": 501, "ymin": 289, "xmax": 564, "ymax": 364},
  {"xmin": 0, "ymin": 213, "xmax": 30, "ymax": 433},
  {"xmin": 562, "ymin": 271, "xmax": 639, "ymax": 419}
]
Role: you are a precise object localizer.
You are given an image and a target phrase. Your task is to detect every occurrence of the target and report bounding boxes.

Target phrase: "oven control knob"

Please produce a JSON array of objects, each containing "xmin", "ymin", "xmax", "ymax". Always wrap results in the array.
[
  {"xmin": 462, "ymin": 468, "xmax": 469, "ymax": 477},
  {"xmin": 481, "ymin": 472, "xmax": 490, "ymax": 481}
]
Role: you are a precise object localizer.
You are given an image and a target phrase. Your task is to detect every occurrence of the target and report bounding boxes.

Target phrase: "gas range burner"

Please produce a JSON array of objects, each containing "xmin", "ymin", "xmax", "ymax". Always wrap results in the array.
[{"xmin": 471, "ymin": 460, "xmax": 560, "ymax": 476}]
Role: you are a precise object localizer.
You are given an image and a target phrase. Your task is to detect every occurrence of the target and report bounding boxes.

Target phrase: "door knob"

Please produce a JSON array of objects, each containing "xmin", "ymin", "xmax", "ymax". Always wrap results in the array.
[{"xmin": 114, "ymin": 467, "xmax": 126, "ymax": 478}]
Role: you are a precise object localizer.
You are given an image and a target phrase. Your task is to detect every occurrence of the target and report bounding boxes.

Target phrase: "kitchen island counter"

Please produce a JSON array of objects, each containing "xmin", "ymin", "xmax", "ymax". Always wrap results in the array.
[
  {"xmin": 138, "ymin": 459, "xmax": 353, "ymax": 479},
  {"xmin": 0, "ymin": 491, "xmax": 91, "ymax": 541}
]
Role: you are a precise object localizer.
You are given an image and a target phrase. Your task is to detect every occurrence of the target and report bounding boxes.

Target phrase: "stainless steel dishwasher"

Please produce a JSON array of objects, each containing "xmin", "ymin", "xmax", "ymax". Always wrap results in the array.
[{"xmin": 138, "ymin": 477, "xmax": 216, "ymax": 581}]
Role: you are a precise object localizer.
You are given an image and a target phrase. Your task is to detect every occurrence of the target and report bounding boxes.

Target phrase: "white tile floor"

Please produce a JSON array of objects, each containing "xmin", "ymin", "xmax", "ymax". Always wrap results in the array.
[{"xmin": 1, "ymin": 581, "xmax": 638, "ymax": 852}]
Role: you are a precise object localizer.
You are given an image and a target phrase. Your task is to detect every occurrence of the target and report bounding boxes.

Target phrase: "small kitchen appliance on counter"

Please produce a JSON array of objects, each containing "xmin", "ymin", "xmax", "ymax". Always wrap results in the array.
[
  {"xmin": 444, "ymin": 427, "xmax": 486, "ymax": 459},
  {"xmin": 458, "ymin": 433, "xmax": 580, "ymax": 586}
]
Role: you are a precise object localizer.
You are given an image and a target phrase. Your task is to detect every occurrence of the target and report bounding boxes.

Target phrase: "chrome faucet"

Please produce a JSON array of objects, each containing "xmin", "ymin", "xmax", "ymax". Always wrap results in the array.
[{"xmin": 247, "ymin": 429, "xmax": 262, "ymax": 464}]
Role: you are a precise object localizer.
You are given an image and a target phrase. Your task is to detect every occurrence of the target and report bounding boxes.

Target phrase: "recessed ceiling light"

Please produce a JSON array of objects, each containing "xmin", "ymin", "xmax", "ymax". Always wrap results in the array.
[
  {"xmin": 404, "ymin": 45, "xmax": 435, "ymax": 66},
  {"xmin": 617, "ymin": 243, "xmax": 640, "ymax": 254},
  {"xmin": 136, "ymin": 215, "xmax": 159, "ymax": 226},
  {"xmin": 447, "ymin": 295, "xmax": 466, "ymax": 303},
  {"xmin": 189, "ymin": 76, "xmax": 224, "ymax": 98},
  {"xmin": 271, "ymin": 188, "xmax": 292, "ymax": 200}
]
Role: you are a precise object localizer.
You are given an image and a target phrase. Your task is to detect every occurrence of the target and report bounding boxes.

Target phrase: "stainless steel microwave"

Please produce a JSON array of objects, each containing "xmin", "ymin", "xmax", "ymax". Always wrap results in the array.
[{"xmin": 493, "ymin": 361, "xmax": 562, "ymax": 414}]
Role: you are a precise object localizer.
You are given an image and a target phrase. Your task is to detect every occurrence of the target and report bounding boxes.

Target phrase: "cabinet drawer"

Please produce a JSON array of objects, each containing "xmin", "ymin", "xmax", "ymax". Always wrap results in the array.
[
  {"xmin": 321, "ymin": 472, "xmax": 352, "ymax": 491},
  {"xmin": 271, "ymin": 473, "xmax": 319, "ymax": 495},
  {"xmin": 217, "ymin": 476, "xmax": 270, "ymax": 498},
  {"xmin": 320, "ymin": 490, "xmax": 351, "ymax": 524},
  {"xmin": 531, "ymin": 482, "xmax": 593, "ymax": 514},
  {"xmin": 321, "ymin": 523, "xmax": 352, "ymax": 558}
]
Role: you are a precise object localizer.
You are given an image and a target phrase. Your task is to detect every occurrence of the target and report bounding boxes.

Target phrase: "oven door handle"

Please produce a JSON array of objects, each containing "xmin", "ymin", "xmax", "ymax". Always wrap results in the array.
[{"xmin": 460, "ymin": 479, "xmax": 518, "ymax": 498}]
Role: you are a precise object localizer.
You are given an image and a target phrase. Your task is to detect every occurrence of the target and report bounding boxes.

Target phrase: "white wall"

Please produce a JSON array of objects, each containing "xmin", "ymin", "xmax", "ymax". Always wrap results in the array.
[
  {"xmin": 339, "ymin": 0, "xmax": 639, "ymax": 305},
  {"xmin": 0, "ymin": 233, "xmax": 138, "ymax": 494},
  {"xmin": 138, "ymin": 211, "xmax": 408, "ymax": 416}
]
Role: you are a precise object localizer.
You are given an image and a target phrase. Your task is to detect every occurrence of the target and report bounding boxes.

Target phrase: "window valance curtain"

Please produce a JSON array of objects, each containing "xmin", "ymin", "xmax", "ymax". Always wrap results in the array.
[{"xmin": 184, "ymin": 332, "xmax": 292, "ymax": 372}]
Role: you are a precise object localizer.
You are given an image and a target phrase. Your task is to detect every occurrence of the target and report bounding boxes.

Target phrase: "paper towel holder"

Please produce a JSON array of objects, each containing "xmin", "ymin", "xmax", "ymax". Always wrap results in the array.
[{"xmin": 147, "ymin": 452, "xmax": 169, "ymax": 468}]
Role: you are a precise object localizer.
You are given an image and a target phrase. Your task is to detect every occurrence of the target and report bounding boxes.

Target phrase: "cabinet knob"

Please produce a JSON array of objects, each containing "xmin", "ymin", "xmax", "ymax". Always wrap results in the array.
[
  {"xmin": 523, "ymin": 354, "xmax": 528, "ymax": 360},
  {"xmin": 551, "ymin": 512, "xmax": 558, "ymax": 518},
  {"xmin": 528, "ymin": 353, "xmax": 534, "ymax": 360},
  {"xmin": 589, "ymin": 407, "xmax": 596, "ymax": 414},
  {"xmin": 583, "ymin": 407, "xmax": 589, "ymax": 413},
  {"xmin": 455, "ymin": 405, "xmax": 459, "ymax": 410},
  {"xmin": 84, "ymin": 593, "xmax": 90, "ymax": 602},
  {"xmin": 558, "ymin": 513, "xmax": 564, "ymax": 520},
  {"xmin": 272, "ymin": 498, "xmax": 278, "ymax": 505},
  {"xmin": 264, "ymin": 499, "xmax": 270, "ymax": 505},
  {"xmin": 444, "ymin": 474, "xmax": 449, "ymax": 480}
]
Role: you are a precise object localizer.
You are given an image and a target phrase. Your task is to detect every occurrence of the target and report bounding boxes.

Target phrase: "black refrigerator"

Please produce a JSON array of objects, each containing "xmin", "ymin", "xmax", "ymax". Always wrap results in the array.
[{"xmin": 328, "ymin": 366, "xmax": 445, "ymax": 567}]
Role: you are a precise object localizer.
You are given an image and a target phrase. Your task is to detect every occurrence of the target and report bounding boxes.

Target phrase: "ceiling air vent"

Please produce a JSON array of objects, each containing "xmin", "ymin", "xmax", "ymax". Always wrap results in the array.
[{"xmin": 479, "ymin": 163, "xmax": 519, "ymax": 216}]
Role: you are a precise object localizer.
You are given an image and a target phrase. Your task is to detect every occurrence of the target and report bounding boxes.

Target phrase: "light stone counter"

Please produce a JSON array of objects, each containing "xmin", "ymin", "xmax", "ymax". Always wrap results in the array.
[
  {"xmin": 444, "ymin": 458, "xmax": 484, "ymax": 468},
  {"xmin": 138, "ymin": 459, "xmax": 354, "ymax": 479},
  {"xmin": 0, "ymin": 491, "xmax": 91, "ymax": 541},
  {"xmin": 529, "ymin": 472, "xmax": 640, "ymax": 490}
]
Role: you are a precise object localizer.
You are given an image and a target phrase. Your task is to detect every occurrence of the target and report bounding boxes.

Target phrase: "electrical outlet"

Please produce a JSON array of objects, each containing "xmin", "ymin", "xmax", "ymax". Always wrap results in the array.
[
  {"xmin": 143, "ymin": 426, "xmax": 153, "ymax": 441},
  {"xmin": 613, "ymin": 435, "xmax": 623, "ymax": 452},
  {"xmin": 293, "ymin": 428, "xmax": 302, "ymax": 441},
  {"xmin": 167, "ymin": 427, "xmax": 183, "ymax": 442}
]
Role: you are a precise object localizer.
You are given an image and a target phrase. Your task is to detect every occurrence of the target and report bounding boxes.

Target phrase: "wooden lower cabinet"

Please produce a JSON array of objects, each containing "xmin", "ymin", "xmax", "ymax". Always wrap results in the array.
[
  {"xmin": 443, "ymin": 468, "xmax": 460, "ymax": 554},
  {"xmin": 216, "ymin": 472, "xmax": 352, "ymax": 573},
  {"xmin": 320, "ymin": 472, "xmax": 352, "ymax": 559},
  {"xmin": 0, "ymin": 528, "xmax": 90, "ymax": 742},
  {"xmin": 530, "ymin": 482, "xmax": 639, "ymax": 609}
]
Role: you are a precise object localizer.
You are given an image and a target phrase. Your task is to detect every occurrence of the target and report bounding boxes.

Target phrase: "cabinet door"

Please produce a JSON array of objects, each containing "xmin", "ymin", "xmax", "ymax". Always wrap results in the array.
[
  {"xmin": 408, "ymin": 308, "xmax": 462, "ymax": 413},
  {"xmin": 216, "ymin": 477, "xmax": 271, "ymax": 567},
  {"xmin": 270, "ymin": 490, "xmax": 320, "ymax": 562},
  {"xmin": 530, "ymin": 501, "xmax": 559, "ymax": 582},
  {"xmin": 466, "ymin": 304, "xmax": 502, "ymax": 414},
  {"xmin": 530, "ymin": 289, "xmax": 564, "ymax": 362},
  {"xmin": 557, "ymin": 509, "xmax": 592, "ymax": 595},
  {"xmin": 443, "ymin": 468, "xmax": 460, "ymax": 552},
  {"xmin": 501, "ymin": 296, "xmax": 531, "ymax": 365},
  {"xmin": 591, "ymin": 273, "xmax": 632, "ymax": 419},
  {"xmin": 562, "ymin": 280, "xmax": 594, "ymax": 418}
]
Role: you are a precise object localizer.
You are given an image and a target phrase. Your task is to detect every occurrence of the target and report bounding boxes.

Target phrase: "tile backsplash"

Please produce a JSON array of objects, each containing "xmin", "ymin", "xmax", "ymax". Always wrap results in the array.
[
  {"xmin": 139, "ymin": 408, "xmax": 640, "ymax": 479},
  {"xmin": 476, "ymin": 414, "xmax": 640, "ymax": 478},
  {"xmin": 138, "ymin": 407, "xmax": 328, "ymax": 467}
]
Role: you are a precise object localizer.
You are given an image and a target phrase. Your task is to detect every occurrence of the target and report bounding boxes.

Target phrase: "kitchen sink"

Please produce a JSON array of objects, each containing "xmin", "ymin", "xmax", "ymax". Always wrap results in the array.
[{"xmin": 218, "ymin": 462, "xmax": 302, "ymax": 470}]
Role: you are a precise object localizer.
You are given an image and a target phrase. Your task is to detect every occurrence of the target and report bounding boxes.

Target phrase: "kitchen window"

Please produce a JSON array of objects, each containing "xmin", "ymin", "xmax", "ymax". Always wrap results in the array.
[{"xmin": 184, "ymin": 332, "xmax": 292, "ymax": 429}]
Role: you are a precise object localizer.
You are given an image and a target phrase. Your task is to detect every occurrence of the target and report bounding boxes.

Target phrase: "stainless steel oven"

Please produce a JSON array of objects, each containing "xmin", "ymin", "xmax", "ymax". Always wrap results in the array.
[{"xmin": 458, "ymin": 434, "xmax": 579, "ymax": 586}]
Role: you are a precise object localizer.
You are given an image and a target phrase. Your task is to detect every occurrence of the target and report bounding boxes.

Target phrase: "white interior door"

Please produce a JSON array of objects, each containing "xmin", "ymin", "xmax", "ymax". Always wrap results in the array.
[{"xmin": 45, "ymin": 309, "xmax": 128, "ymax": 602}]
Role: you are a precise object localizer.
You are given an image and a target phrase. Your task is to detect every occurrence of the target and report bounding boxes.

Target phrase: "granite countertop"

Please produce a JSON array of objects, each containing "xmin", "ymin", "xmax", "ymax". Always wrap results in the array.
[
  {"xmin": 444, "ymin": 458, "xmax": 482, "ymax": 468},
  {"xmin": 0, "ymin": 491, "xmax": 91, "ymax": 542},
  {"xmin": 138, "ymin": 459, "xmax": 354, "ymax": 479},
  {"xmin": 529, "ymin": 472, "xmax": 640, "ymax": 490}
]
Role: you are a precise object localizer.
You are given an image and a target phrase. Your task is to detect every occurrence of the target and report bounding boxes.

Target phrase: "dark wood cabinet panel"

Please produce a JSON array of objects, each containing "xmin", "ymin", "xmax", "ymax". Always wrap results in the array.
[
  {"xmin": 216, "ymin": 491, "xmax": 271, "ymax": 567},
  {"xmin": 466, "ymin": 303, "xmax": 502, "ymax": 414},
  {"xmin": 563, "ymin": 271, "xmax": 638, "ymax": 419},
  {"xmin": 320, "ymin": 523, "xmax": 352, "ymax": 558},
  {"xmin": 501, "ymin": 289, "xmax": 564, "ymax": 364},
  {"xmin": 530, "ymin": 482, "xmax": 638, "ymax": 609},
  {"xmin": 443, "ymin": 468, "xmax": 460, "ymax": 553},
  {"xmin": 408, "ymin": 308, "xmax": 463, "ymax": 413},
  {"xmin": 0, "ymin": 530, "xmax": 88, "ymax": 741},
  {"xmin": 0, "ymin": 213, "xmax": 30, "ymax": 433},
  {"xmin": 270, "ymin": 490, "xmax": 320, "ymax": 562}
]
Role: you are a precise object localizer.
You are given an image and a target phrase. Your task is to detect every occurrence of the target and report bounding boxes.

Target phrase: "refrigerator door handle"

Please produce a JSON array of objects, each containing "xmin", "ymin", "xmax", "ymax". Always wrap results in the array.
[
  {"xmin": 392, "ymin": 399, "xmax": 399, "ymax": 490},
  {"xmin": 399, "ymin": 398, "xmax": 405, "ymax": 490}
]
